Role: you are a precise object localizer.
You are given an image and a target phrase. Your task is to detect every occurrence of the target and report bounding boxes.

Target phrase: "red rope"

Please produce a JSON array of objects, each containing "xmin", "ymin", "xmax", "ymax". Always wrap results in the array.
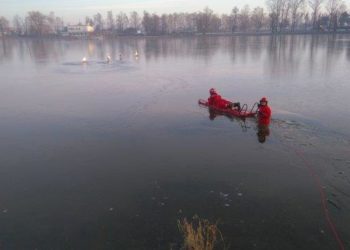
[
  {"xmin": 273, "ymin": 128, "xmax": 346, "ymax": 250},
  {"xmin": 293, "ymin": 149, "xmax": 345, "ymax": 250}
]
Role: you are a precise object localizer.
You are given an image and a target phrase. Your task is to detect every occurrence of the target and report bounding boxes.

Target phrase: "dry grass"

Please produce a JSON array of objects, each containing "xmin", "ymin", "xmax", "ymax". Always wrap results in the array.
[{"xmin": 178, "ymin": 215, "xmax": 226, "ymax": 250}]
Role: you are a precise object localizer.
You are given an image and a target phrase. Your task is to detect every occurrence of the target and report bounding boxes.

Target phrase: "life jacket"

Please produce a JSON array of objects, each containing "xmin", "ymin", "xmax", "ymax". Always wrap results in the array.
[{"xmin": 258, "ymin": 105, "xmax": 271, "ymax": 125}]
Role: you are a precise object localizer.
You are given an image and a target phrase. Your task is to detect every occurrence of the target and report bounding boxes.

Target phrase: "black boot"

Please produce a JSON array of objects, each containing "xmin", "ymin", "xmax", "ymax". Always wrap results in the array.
[{"xmin": 234, "ymin": 102, "xmax": 241, "ymax": 111}]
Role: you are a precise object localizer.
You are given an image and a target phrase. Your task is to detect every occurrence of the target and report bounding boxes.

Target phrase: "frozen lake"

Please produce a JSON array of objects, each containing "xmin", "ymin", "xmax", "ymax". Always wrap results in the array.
[{"xmin": 0, "ymin": 35, "xmax": 349, "ymax": 249}]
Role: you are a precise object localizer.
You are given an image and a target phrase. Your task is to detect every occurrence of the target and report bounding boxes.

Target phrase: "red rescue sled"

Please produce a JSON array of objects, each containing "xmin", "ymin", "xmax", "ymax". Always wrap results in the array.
[{"xmin": 198, "ymin": 99, "xmax": 258, "ymax": 118}]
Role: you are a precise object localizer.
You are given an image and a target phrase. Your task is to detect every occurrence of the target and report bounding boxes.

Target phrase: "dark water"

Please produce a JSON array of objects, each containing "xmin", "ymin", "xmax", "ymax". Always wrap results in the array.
[{"xmin": 0, "ymin": 35, "xmax": 349, "ymax": 249}]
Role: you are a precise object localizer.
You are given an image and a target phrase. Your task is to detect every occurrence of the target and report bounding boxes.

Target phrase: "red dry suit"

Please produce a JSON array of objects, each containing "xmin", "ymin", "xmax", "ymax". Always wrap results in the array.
[
  {"xmin": 258, "ymin": 105, "xmax": 272, "ymax": 125},
  {"xmin": 208, "ymin": 93, "xmax": 231, "ymax": 109}
]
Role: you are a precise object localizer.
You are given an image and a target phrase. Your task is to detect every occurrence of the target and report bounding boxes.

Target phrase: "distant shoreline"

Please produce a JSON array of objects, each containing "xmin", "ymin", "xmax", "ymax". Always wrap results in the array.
[{"xmin": 2, "ymin": 31, "xmax": 350, "ymax": 40}]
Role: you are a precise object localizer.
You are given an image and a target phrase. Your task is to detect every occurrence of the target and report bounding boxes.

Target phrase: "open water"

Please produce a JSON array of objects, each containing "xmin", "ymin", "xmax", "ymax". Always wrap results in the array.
[{"xmin": 0, "ymin": 35, "xmax": 349, "ymax": 249}]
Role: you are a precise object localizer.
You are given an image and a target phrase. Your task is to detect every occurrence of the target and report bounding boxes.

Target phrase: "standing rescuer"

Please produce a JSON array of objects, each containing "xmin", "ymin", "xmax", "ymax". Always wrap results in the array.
[
  {"xmin": 258, "ymin": 97, "xmax": 271, "ymax": 124},
  {"xmin": 257, "ymin": 97, "xmax": 272, "ymax": 143},
  {"xmin": 208, "ymin": 88, "xmax": 241, "ymax": 110}
]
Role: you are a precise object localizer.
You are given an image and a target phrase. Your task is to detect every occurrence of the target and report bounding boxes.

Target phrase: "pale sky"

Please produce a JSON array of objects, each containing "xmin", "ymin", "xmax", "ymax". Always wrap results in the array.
[{"xmin": 0, "ymin": 0, "xmax": 349, "ymax": 24}]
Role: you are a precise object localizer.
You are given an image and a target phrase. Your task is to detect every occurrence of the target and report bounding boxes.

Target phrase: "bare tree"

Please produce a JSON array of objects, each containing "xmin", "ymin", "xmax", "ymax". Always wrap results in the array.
[
  {"xmin": 47, "ymin": 12, "xmax": 56, "ymax": 34},
  {"xmin": 251, "ymin": 7, "xmax": 265, "ymax": 31},
  {"xmin": 13, "ymin": 15, "xmax": 24, "ymax": 35},
  {"xmin": 231, "ymin": 7, "xmax": 239, "ymax": 32},
  {"xmin": 26, "ymin": 11, "xmax": 49, "ymax": 35},
  {"xmin": 93, "ymin": 13, "xmax": 103, "ymax": 32},
  {"xmin": 172, "ymin": 13, "xmax": 180, "ymax": 32},
  {"xmin": 327, "ymin": 0, "xmax": 346, "ymax": 31},
  {"xmin": 55, "ymin": 17, "xmax": 64, "ymax": 33},
  {"xmin": 196, "ymin": 7, "xmax": 213, "ymax": 34},
  {"xmin": 130, "ymin": 11, "xmax": 140, "ymax": 30},
  {"xmin": 239, "ymin": 5, "xmax": 251, "ymax": 32},
  {"xmin": 142, "ymin": 11, "xmax": 151, "ymax": 34},
  {"xmin": 166, "ymin": 14, "xmax": 174, "ymax": 33},
  {"xmin": 339, "ymin": 11, "xmax": 350, "ymax": 26},
  {"xmin": 309, "ymin": 0, "xmax": 324, "ymax": 29},
  {"xmin": 160, "ymin": 14, "xmax": 168, "ymax": 34},
  {"xmin": 177, "ymin": 13, "xmax": 187, "ymax": 32},
  {"xmin": 203, "ymin": 7, "xmax": 213, "ymax": 33},
  {"xmin": 220, "ymin": 14, "xmax": 232, "ymax": 32},
  {"xmin": 142, "ymin": 12, "xmax": 160, "ymax": 35},
  {"xmin": 266, "ymin": 0, "xmax": 291, "ymax": 32},
  {"xmin": 0, "ymin": 16, "xmax": 9, "ymax": 37},
  {"xmin": 210, "ymin": 14, "xmax": 221, "ymax": 32},
  {"xmin": 266, "ymin": 0, "xmax": 282, "ymax": 32},
  {"xmin": 9, "ymin": 4, "xmax": 350, "ymax": 36},
  {"xmin": 116, "ymin": 12, "xmax": 129, "ymax": 32},
  {"xmin": 185, "ymin": 13, "xmax": 196, "ymax": 33},
  {"xmin": 151, "ymin": 14, "xmax": 160, "ymax": 34},
  {"xmin": 85, "ymin": 16, "xmax": 93, "ymax": 26},
  {"xmin": 280, "ymin": 0, "xmax": 291, "ymax": 31},
  {"xmin": 106, "ymin": 11, "xmax": 114, "ymax": 31},
  {"xmin": 304, "ymin": 12, "xmax": 311, "ymax": 30},
  {"xmin": 290, "ymin": 0, "xmax": 306, "ymax": 32}
]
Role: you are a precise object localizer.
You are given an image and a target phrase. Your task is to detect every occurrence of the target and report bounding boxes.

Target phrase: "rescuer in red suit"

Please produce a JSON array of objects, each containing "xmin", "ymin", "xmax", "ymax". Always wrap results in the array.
[
  {"xmin": 208, "ymin": 88, "xmax": 241, "ymax": 110},
  {"xmin": 258, "ymin": 97, "xmax": 271, "ymax": 125},
  {"xmin": 257, "ymin": 97, "xmax": 271, "ymax": 143}
]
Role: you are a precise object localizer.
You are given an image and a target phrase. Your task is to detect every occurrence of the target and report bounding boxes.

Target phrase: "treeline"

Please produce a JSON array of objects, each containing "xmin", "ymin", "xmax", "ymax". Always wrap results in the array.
[
  {"xmin": 0, "ymin": 11, "xmax": 64, "ymax": 36},
  {"xmin": 0, "ymin": 0, "xmax": 349, "ymax": 37}
]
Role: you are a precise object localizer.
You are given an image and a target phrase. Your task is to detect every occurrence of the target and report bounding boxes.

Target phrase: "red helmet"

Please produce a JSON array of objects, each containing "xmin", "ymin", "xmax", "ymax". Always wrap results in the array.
[
  {"xmin": 209, "ymin": 88, "xmax": 217, "ymax": 95},
  {"xmin": 260, "ymin": 97, "xmax": 268, "ymax": 103}
]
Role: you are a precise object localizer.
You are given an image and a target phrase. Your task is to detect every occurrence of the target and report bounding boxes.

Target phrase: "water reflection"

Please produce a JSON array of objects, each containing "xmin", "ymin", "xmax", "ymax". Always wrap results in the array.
[
  {"xmin": 2, "ymin": 35, "xmax": 350, "ymax": 68},
  {"xmin": 257, "ymin": 122, "xmax": 270, "ymax": 143},
  {"xmin": 204, "ymin": 104, "xmax": 272, "ymax": 144},
  {"xmin": 206, "ymin": 107, "xmax": 272, "ymax": 143},
  {"xmin": 0, "ymin": 38, "xmax": 13, "ymax": 62}
]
